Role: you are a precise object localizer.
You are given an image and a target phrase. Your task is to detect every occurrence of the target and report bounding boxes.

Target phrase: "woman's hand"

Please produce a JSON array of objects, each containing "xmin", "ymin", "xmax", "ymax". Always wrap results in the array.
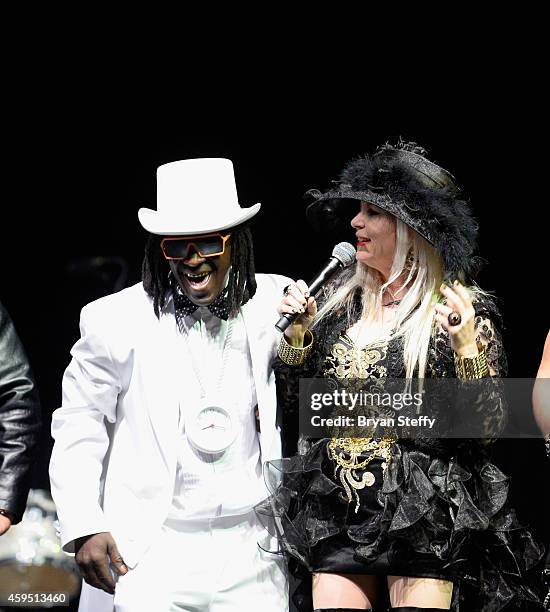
[
  {"xmin": 434, "ymin": 281, "xmax": 477, "ymax": 356},
  {"xmin": 0, "ymin": 512, "xmax": 12, "ymax": 535},
  {"xmin": 278, "ymin": 280, "xmax": 317, "ymax": 346}
]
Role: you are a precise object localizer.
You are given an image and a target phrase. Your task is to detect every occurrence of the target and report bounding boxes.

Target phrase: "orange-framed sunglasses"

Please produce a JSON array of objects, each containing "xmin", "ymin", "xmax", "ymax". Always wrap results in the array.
[{"xmin": 160, "ymin": 232, "xmax": 231, "ymax": 260}]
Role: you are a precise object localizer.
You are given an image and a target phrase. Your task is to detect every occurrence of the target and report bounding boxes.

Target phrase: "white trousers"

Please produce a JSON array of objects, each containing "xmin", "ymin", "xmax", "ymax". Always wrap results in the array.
[{"xmin": 78, "ymin": 511, "xmax": 288, "ymax": 612}]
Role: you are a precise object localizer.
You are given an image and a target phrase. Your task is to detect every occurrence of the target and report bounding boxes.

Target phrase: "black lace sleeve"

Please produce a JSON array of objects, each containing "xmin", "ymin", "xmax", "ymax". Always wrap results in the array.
[
  {"xmin": 470, "ymin": 311, "xmax": 508, "ymax": 441},
  {"xmin": 276, "ymin": 288, "xmax": 357, "ymax": 456},
  {"xmin": 473, "ymin": 296, "xmax": 508, "ymax": 376},
  {"xmin": 430, "ymin": 295, "xmax": 508, "ymax": 441},
  {"xmin": 275, "ymin": 346, "xmax": 319, "ymax": 457}
]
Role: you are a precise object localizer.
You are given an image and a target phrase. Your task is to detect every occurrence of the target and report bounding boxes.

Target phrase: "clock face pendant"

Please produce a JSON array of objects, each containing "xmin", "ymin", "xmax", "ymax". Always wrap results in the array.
[{"xmin": 185, "ymin": 401, "xmax": 236, "ymax": 454}]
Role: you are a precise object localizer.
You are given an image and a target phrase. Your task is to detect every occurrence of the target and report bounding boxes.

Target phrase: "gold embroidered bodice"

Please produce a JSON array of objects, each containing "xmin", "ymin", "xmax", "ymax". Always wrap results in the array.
[{"xmin": 324, "ymin": 334, "xmax": 396, "ymax": 512}]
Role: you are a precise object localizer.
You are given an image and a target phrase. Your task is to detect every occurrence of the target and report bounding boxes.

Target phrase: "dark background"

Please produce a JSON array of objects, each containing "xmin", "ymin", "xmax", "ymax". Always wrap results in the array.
[{"xmin": 1, "ymin": 101, "xmax": 549, "ymax": 596}]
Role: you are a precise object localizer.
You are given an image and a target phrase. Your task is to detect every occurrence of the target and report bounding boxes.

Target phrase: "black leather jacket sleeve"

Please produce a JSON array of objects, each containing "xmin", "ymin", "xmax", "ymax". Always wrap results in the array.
[{"xmin": 0, "ymin": 301, "xmax": 41, "ymax": 524}]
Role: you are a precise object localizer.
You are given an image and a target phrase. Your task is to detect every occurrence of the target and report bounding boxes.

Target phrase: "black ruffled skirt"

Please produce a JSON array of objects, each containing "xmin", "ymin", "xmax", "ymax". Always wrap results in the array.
[{"xmin": 255, "ymin": 439, "xmax": 546, "ymax": 611}]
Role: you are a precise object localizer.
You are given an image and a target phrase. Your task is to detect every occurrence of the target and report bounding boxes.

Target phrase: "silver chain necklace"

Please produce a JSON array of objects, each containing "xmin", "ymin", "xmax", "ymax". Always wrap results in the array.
[
  {"xmin": 179, "ymin": 311, "xmax": 237, "ymax": 454},
  {"xmin": 181, "ymin": 313, "xmax": 234, "ymax": 398}
]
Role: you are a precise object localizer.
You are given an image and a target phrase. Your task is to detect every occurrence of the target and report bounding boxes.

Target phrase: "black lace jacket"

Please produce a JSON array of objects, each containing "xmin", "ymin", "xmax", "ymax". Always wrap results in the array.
[{"xmin": 275, "ymin": 289, "xmax": 507, "ymax": 457}]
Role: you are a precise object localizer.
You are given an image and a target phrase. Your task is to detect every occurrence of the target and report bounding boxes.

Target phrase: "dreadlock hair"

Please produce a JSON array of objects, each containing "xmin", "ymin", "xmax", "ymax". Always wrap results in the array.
[{"xmin": 142, "ymin": 223, "xmax": 257, "ymax": 319}]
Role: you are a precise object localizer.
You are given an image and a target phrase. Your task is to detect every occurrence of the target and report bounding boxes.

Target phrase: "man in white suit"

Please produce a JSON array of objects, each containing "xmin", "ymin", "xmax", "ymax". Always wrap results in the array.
[{"xmin": 49, "ymin": 158, "xmax": 292, "ymax": 611}]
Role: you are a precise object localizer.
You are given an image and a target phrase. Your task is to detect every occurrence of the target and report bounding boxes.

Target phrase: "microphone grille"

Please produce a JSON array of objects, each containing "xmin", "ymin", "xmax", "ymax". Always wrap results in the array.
[{"xmin": 332, "ymin": 242, "xmax": 356, "ymax": 267}]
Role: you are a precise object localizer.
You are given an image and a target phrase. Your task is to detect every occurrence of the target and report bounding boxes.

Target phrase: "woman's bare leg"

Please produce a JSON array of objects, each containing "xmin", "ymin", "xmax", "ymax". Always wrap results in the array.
[
  {"xmin": 387, "ymin": 576, "xmax": 453, "ymax": 609},
  {"xmin": 312, "ymin": 573, "xmax": 380, "ymax": 609}
]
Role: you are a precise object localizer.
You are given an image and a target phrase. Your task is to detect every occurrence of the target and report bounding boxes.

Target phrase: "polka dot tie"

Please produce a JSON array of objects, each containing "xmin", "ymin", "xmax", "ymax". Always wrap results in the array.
[{"xmin": 173, "ymin": 286, "xmax": 230, "ymax": 321}]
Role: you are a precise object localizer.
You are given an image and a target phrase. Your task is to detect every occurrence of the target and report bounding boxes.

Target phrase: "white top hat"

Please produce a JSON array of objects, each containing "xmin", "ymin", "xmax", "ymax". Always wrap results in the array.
[{"xmin": 138, "ymin": 158, "xmax": 261, "ymax": 236}]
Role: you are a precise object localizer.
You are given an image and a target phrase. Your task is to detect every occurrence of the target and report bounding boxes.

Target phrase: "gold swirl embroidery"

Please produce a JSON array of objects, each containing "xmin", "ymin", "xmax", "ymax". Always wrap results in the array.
[
  {"xmin": 328, "ymin": 437, "xmax": 395, "ymax": 513},
  {"xmin": 325, "ymin": 336, "xmax": 395, "ymax": 512},
  {"xmin": 325, "ymin": 336, "xmax": 389, "ymax": 381}
]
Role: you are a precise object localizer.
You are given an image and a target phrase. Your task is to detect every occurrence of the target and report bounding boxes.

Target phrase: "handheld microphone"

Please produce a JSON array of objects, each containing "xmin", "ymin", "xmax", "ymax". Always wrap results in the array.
[{"xmin": 275, "ymin": 242, "xmax": 356, "ymax": 333}]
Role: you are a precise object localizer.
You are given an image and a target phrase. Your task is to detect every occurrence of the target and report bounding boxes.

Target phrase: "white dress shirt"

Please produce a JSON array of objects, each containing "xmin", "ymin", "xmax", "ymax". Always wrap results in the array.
[{"xmin": 166, "ymin": 307, "xmax": 267, "ymax": 521}]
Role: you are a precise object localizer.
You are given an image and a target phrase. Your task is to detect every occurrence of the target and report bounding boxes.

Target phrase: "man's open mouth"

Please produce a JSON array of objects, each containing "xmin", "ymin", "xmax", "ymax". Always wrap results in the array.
[{"xmin": 184, "ymin": 271, "xmax": 212, "ymax": 290}]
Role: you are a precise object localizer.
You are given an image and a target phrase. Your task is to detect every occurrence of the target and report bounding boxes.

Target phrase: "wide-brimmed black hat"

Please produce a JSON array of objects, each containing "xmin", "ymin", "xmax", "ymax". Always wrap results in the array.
[{"xmin": 306, "ymin": 141, "xmax": 480, "ymax": 278}]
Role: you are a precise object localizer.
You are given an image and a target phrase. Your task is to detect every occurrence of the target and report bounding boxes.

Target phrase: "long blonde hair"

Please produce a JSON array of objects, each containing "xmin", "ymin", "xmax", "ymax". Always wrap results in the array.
[{"xmin": 314, "ymin": 219, "xmax": 485, "ymax": 378}]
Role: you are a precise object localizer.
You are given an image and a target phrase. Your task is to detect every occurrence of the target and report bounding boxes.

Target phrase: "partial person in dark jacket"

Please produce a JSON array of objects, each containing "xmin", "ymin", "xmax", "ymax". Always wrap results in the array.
[
  {"xmin": 0, "ymin": 300, "xmax": 41, "ymax": 534},
  {"xmin": 533, "ymin": 330, "xmax": 550, "ymax": 451},
  {"xmin": 533, "ymin": 330, "xmax": 550, "ymax": 610}
]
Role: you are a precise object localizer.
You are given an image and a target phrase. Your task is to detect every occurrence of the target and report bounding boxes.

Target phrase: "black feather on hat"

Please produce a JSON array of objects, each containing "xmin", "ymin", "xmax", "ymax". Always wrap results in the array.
[{"xmin": 306, "ymin": 141, "xmax": 481, "ymax": 280}]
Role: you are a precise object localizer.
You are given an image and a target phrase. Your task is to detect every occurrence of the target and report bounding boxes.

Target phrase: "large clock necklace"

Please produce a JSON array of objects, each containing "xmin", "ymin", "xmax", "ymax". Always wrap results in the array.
[{"xmin": 182, "ymin": 314, "xmax": 237, "ymax": 455}]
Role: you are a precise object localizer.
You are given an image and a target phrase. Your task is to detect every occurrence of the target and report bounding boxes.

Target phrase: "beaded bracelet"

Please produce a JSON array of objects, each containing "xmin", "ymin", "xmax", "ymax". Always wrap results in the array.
[{"xmin": 278, "ymin": 330, "xmax": 314, "ymax": 366}]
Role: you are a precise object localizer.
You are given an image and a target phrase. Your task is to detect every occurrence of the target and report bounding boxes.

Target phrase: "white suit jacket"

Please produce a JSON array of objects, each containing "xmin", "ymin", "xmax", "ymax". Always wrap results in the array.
[{"xmin": 49, "ymin": 273, "xmax": 290, "ymax": 570}]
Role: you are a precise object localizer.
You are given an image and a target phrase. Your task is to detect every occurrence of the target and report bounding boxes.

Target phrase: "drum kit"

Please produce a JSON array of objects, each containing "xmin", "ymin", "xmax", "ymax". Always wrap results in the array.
[{"xmin": 0, "ymin": 489, "xmax": 80, "ymax": 609}]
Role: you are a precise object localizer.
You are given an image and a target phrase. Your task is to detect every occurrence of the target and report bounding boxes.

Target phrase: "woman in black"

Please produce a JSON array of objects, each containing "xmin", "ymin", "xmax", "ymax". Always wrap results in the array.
[{"xmin": 258, "ymin": 142, "xmax": 545, "ymax": 611}]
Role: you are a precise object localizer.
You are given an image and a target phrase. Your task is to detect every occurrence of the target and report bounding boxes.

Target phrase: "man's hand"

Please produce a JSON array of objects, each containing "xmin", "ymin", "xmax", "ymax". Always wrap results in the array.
[
  {"xmin": 75, "ymin": 532, "xmax": 128, "ymax": 594},
  {"xmin": 0, "ymin": 513, "xmax": 12, "ymax": 536}
]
